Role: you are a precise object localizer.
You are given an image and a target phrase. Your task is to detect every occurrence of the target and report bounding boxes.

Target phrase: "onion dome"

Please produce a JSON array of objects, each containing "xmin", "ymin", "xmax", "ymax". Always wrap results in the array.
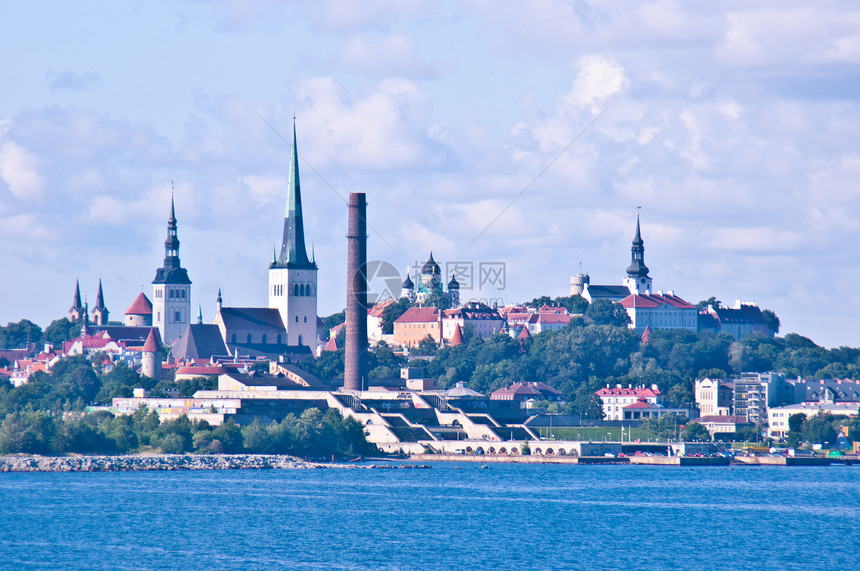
[
  {"xmin": 421, "ymin": 251, "xmax": 441, "ymax": 276},
  {"xmin": 402, "ymin": 269, "xmax": 414, "ymax": 290},
  {"xmin": 448, "ymin": 272, "xmax": 460, "ymax": 290}
]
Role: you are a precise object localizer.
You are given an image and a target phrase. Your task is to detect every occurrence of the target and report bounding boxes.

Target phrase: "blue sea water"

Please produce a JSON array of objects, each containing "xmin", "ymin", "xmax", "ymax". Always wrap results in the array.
[{"xmin": 0, "ymin": 462, "xmax": 858, "ymax": 570}]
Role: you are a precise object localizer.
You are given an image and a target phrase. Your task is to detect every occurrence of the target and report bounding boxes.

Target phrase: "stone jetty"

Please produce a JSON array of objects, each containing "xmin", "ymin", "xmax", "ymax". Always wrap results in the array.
[{"xmin": 0, "ymin": 454, "xmax": 432, "ymax": 473}]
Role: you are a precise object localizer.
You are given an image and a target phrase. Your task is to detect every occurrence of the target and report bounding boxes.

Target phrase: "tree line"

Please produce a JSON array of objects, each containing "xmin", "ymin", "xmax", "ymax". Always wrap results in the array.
[
  {"xmin": 0, "ymin": 406, "xmax": 375, "ymax": 458},
  {"xmin": 0, "ymin": 355, "xmax": 374, "ymax": 458}
]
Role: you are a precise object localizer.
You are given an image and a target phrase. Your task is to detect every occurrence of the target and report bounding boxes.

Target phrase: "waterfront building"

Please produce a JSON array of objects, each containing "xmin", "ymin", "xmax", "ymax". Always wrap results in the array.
[
  {"xmin": 695, "ymin": 415, "xmax": 753, "ymax": 438},
  {"xmin": 694, "ymin": 378, "xmax": 734, "ymax": 416},
  {"xmin": 596, "ymin": 384, "xmax": 661, "ymax": 421},
  {"xmin": 733, "ymin": 372, "xmax": 789, "ymax": 425},
  {"xmin": 768, "ymin": 401, "xmax": 860, "ymax": 439}
]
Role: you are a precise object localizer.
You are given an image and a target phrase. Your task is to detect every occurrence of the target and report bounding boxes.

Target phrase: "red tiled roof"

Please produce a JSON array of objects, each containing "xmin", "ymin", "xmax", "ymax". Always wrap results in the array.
[
  {"xmin": 536, "ymin": 313, "xmax": 571, "ymax": 325},
  {"xmin": 517, "ymin": 326, "xmax": 531, "ymax": 340},
  {"xmin": 395, "ymin": 307, "xmax": 440, "ymax": 324},
  {"xmin": 619, "ymin": 293, "xmax": 696, "ymax": 310},
  {"xmin": 142, "ymin": 329, "xmax": 160, "ymax": 352},
  {"xmin": 596, "ymin": 387, "xmax": 661, "ymax": 398},
  {"xmin": 125, "ymin": 292, "xmax": 153, "ymax": 315},
  {"xmin": 623, "ymin": 398, "xmax": 661, "ymax": 409},
  {"xmin": 368, "ymin": 300, "xmax": 393, "ymax": 318},
  {"xmin": 450, "ymin": 325, "xmax": 464, "ymax": 346}
]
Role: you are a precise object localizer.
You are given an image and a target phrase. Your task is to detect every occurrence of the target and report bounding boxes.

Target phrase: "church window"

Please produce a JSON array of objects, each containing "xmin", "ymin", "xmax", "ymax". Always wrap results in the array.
[
  {"xmin": 175, "ymin": 310, "xmax": 181, "ymax": 322},
  {"xmin": 295, "ymin": 316, "xmax": 299, "ymax": 323},
  {"xmin": 294, "ymin": 284, "xmax": 300, "ymax": 296},
  {"xmin": 262, "ymin": 334, "xmax": 267, "ymax": 344},
  {"xmin": 181, "ymin": 289, "xmax": 186, "ymax": 299},
  {"xmin": 300, "ymin": 284, "xmax": 305, "ymax": 296},
  {"xmin": 169, "ymin": 289, "xmax": 174, "ymax": 299},
  {"xmin": 304, "ymin": 316, "xmax": 307, "ymax": 323},
  {"xmin": 298, "ymin": 335, "xmax": 303, "ymax": 346}
]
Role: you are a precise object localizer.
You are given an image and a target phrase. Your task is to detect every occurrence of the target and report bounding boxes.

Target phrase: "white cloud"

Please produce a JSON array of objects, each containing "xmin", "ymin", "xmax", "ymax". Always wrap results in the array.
[
  {"xmin": 294, "ymin": 77, "xmax": 446, "ymax": 170},
  {"xmin": 0, "ymin": 123, "xmax": 44, "ymax": 200},
  {"xmin": 564, "ymin": 55, "xmax": 628, "ymax": 112}
]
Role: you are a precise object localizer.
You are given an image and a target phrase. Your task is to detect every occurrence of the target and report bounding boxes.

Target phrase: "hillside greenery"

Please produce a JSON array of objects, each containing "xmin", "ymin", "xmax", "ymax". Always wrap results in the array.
[{"xmin": 0, "ymin": 356, "xmax": 373, "ymax": 457}]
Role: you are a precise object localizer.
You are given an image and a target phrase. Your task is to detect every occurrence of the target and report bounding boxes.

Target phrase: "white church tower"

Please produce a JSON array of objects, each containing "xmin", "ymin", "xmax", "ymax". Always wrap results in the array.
[
  {"xmin": 152, "ymin": 194, "xmax": 192, "ymax": 344},
  {"xmin": 268, "ymin": 120, "xmax": 318, "ymax": 347}
]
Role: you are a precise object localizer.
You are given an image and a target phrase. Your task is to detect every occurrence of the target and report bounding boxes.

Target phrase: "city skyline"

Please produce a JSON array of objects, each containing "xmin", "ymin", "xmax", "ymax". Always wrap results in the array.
[{"xmin": 2, "ymin": 2, "xmax": 860, "ymax": 347}]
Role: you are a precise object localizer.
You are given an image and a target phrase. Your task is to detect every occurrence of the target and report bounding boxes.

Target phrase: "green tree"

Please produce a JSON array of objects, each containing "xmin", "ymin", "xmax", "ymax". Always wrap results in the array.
[
  {"xmin": 416, "ymin": 335, "xmax": 438, "ymax": 357},
  {"xmin": 0, "ymin": 319, "xmax": 43, "ymax": 349},
  {"xmin": 761, "ymin": 309, "xmax": 780, "ymax": 334},
  {"xmin": 585, "ymin": 299, "xmax": 630, "ymax": 327},
  {"xmin": 680, "ymin": 422, "xmax": 710, "ymax": 442},
  {"xmin": 43, "ymin": 318, "xmax": 79, "ymax": 346},
  {"xmin": 801, "ymin": 415, "xmax": 838, "ymax": 447},
  {"xmin": 320, "ymin": 311, "xmax": 346, "ymax": 339}
]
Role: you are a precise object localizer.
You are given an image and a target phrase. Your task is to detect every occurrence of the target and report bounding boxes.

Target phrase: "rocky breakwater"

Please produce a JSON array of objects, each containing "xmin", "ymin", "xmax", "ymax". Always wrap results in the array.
[{"xmin": 0, "ymin": 454, "xmax": 320, "ymax": 472}]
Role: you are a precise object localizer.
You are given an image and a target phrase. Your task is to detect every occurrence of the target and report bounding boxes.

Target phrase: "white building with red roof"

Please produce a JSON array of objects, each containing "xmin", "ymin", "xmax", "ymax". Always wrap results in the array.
[
  {"xmin": 596, "ymin": 384, "xmax": 662, "ymax": 421},
  {"xmin": 619, "ymin": 292, "xmax": 698, "ymax": 333}
]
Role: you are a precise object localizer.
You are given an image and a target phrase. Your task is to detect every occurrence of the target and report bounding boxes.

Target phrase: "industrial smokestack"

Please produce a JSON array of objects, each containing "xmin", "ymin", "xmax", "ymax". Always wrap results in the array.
[{"xmin": 344, "ymin": 193, "xmax": 368, "ymax": 392}]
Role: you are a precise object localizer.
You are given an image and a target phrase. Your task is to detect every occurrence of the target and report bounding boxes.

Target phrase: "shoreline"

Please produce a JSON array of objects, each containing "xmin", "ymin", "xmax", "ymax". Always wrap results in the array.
[{"xmin": 0, "ymin": 454, "xmax": 430, "ymax": 473}]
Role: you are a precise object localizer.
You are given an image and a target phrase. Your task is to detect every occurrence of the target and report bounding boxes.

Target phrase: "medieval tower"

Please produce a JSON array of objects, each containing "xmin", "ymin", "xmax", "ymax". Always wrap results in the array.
[
  {"xmin": 152, "ymin": 194, "xmax": 192, "ymax": 344},
  {"xmin": 268, "ymin": 121, "xmax": 318, "ymax": 347}
]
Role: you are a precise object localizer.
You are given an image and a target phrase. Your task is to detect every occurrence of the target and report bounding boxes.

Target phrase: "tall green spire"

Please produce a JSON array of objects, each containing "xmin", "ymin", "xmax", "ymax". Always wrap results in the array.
[{"xmin": 273, "ymin": 119, "xmax": 315, "ymax": 269}]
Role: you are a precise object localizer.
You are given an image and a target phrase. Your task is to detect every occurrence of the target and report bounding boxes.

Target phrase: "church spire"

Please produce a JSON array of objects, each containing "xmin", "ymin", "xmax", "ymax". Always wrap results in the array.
[
  {"xmin": 94, "ymin": 278, "xmax": 106, "ymax": 312},
  {"xmin": 626, "ymin": 213, "xmax": 649, "ymax": 279},
  {"xmin": 152, "ymin": 191, "xmax": 191, "ymax": 285},
  {"xmin": 273, "ymin": 119, "xmax": 314, "ymax": 269},
  {"xmin": 69, "ymin": 278, "xmax": 83, "ymax": 321}
]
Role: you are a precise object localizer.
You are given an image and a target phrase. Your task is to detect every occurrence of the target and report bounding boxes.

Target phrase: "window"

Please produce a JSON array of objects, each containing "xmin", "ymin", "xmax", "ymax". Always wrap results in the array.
[
  {"xmin": 277, "ymin": 334, "xmax": 281, "ymax": 344},
  {"xmin": 304, "ymin": 316, "xmax": 307, "ymax": 323},
  {"xmin": 175, "ymin": 310, "xmax": 181, "ymax": 322},
  {"xmin": 262, "ymin": 334, "xmax": 267, "ymax": 344},
  {"xmin": 169, "ymin": 289, "xmax": 174, "ymax": 299},
  {"xmin": 231, "ymin": 334, "xmax": 237, "ymax": 344},
  {"xmin": 181, "ymin": 289, "xmax": 186, "ymax": 299},
  {"xmin": 247, "ymin": 334, "xmax": 252, "ymax": 343},
  {"xmin": 294, "ymin": 284, "xmax": 300, "ymax": 296}
]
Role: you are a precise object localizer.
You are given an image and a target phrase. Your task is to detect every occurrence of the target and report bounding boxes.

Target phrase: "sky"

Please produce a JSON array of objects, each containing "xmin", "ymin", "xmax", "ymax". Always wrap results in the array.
[{"xmin": 1, "ymin": 1, "xmax": 860, "ymax": 348}]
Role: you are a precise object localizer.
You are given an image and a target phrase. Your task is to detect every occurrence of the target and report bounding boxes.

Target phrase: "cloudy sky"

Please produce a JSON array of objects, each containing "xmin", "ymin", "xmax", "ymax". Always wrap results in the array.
[{"xmin": 1, "ymin": 1, "xmax": 860, "ymax": 347}]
